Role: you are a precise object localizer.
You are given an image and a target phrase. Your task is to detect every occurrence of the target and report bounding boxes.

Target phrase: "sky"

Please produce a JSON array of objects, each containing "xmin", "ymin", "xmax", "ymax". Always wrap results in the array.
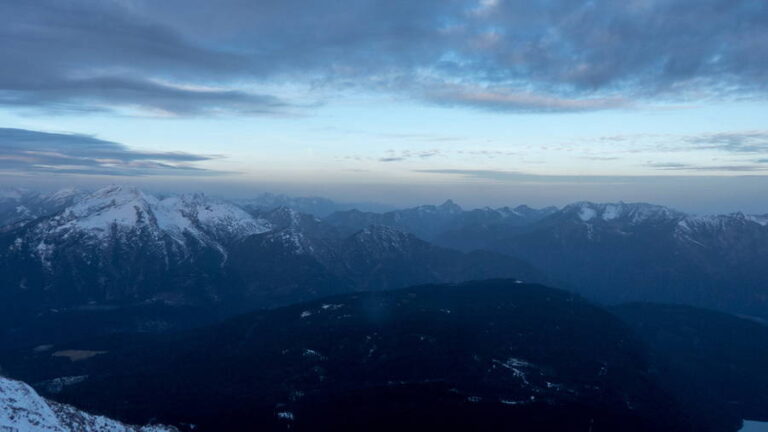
[{"xmin": 1, "ymin": 0, "xmax": 767, "ymax": 214}]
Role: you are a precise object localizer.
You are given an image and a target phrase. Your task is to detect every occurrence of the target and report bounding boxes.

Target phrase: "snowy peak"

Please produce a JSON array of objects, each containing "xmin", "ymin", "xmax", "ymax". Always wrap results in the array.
[
  {"xmin": 175, "ymin": 192, "xmax": 272, "ymax": 242},
  {"xmin": 40, "ymin": 188, "xmax": 86, "ymax": 207},
  {"xmin": 509, "ymin": 204, "xmax": 559, "ymax": 219},
  {"xmin": 54, "ymin": 185, "xmax": 157, "ymax": 231},
  {"xmin": 12, "ymin": 186, "xmax": 272, "ymax": 269},
  {"xmin": 0, "ymin": 376, "xmax": 176, "ymax": 432},
  {"xmin": 37, "ymin": 186, "xmax": 270, "ymax": 243},
  {"xmin": 676, "ymin": 212, "xmax": 768, "ymax": 234},
  {"xmin": 562, "ymin": 202, "xmax": 685, "ymax": 223}
]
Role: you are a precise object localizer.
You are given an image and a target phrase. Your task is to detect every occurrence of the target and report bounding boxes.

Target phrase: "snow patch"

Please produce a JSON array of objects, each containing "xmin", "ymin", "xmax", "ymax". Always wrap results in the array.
[
  {"xmin": 578, "ymin": 206, "xmax": 597, "ymax": 222},
  {"xmin": 276, "ymin": 411, "xmax": 295, "ymax": 421}
]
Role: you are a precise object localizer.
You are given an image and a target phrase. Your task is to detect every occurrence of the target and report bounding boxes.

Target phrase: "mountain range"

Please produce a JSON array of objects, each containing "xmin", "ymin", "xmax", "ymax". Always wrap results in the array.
[
  {"xmin": 327, "ymin": 200, "xmax": 768, "ymax": 318},
  {"xmin": 2, "ymin": 186, "xmax": 767, "ymax": 326},
  {"xmin": 0, "ymin": 186, "xmax": 547, "ymax": 346},
  {"xmin": 2, "ymin": 280, "xmax": 765, "ymax": 432}
]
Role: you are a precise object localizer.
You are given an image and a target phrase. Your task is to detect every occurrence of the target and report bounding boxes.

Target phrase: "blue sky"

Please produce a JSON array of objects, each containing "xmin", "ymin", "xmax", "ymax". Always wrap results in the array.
[{"xmin": 1, "ymin": 0, "xmax": 767, "ymax": 213}]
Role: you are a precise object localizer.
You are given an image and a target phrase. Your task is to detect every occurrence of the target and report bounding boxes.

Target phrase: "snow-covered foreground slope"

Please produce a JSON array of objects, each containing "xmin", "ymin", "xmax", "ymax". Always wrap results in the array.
[{"xmin": 0, "ymin": 376, "xmax": 176, "ymax": 432}]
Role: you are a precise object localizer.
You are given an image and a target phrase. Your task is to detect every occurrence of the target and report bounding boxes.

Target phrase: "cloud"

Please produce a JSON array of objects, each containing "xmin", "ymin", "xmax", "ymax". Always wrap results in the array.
[
  {"xmin": 422, "ymin": 84, "xmax": 630, "ymax": 112},
  {"xmin": 413, "ymin": 168, "xmax": 659, "ymax": 186},
  {"xmin": 378, "ymin": 149, "xmax": 442, "ymax": 162},
  {"xmin": 415, "ymin": 169, "xmax": 531, "ymax": 182},
  {"xmin": 417, "ymin": 164, "xmax": 768, "ymax": 183},
  {"xmin": 647, "ymin": 162, "xmax": 691, "ymax": 169},
  {"xmin": 0, "ymin": 128, "xmax": 224, "ymax": 176},
  {"xmin": 587, "ymin": 131, "xmax": 768, "ymax": 155},
  {"xmin": 0, "ymin": 1, "xmax": 291, "ymax": 116},
  {"xmin": 2, "ymin": 0, "xmax": 768, "ymax": 115},
  {"xmin": 647, "ymin": 162, "xmax": 768, "ymax": 172},
  {"xmin": 583, "ymin": 156, "xmax": 620, "ymax": 161},
  {"xmin": 685, "ymin": 131, "xmax": 768, "ymax": 153},
  {"xmin": 0, "ymin": 77, "xmax": 292, "ymax": 116}
]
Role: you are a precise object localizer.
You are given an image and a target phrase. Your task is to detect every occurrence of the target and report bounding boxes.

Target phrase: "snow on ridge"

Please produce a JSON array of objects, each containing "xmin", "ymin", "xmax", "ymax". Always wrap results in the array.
[
  {"xmin": 55, "ymin": 186, "xmax": 156, "ymax": 231},
  {"xmin": 0, "ymin": 375, "xmax": 177, "ymax": 432},
  {"xmin": 747, "ymin": 214, "xmax": 768, "ymax": 226},
  {"xmin": 19, "ymin": 186, "xmax": 272, "ymax": 266},
  {"xmin": 676, "ymin": 212, "xmax": 768, "ymax": 232},
  {"xmin": 38, "ymin": 186, "xmax": 270, "ymax": 241},
  {"xmin": 565, "ymin": 201, "xmax": 684, "ymax": 223},
  {"xmin": 43, "ymin": 188, "xmax": 84, "ymax": 204},
  {"xmin": 673, "ymin": 213, "xmax": 768, "ymax": 247}
]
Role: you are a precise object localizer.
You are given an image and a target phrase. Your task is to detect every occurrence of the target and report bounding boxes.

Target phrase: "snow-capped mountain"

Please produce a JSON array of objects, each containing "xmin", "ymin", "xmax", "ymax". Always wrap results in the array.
[
  {"xmin": 0, "ymin": 186, "xmax": 271, "ymax": 306},
  {"xmin": 549, "ymin": 202, "xmax": 768, "ymax": 253},
  {"xmin": 553, "ymin": 201, "xmax": 768, "ymax": 238},
  {"xmin": 0, "ymin": 376, "xmax": 176, "ymax": 432},
  {"xmin": 677, "ymin": 212, "xmax": 768, "ymax": 235},
  {"xmin": 0, "ymin": 187, "xmax": 551, "ymax": 326},
  {"xmin": 4, "ymin": 187, "xmax": 768, "ymax": 329},
  {"xmin": 33, "ymin": 185, "xmax": 269, "ymax": 246},
  {"xmin": 16, "ymin": 185, "xmax": 270, "ymax": 268},
  {"xmin": 334, "ymin": 199, "xmax": 768, "ymax": 316},
  {"xmin": 559, "ymin": 201, "xmax": 686, "ymax": 224},
  {"xmin": 483, "ymin": 201, "xmax": 768, "ymax": 316}
]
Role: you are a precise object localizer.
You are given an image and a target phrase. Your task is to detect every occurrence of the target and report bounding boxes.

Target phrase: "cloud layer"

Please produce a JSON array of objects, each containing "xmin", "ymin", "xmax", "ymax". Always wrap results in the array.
[
  {"xmin": 0, "ymin": 128, "xmax": 221, "ymax": 176},
  {"xmin": 1, "ymin": 0, "xmax": 767, "ymax": 115}
]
